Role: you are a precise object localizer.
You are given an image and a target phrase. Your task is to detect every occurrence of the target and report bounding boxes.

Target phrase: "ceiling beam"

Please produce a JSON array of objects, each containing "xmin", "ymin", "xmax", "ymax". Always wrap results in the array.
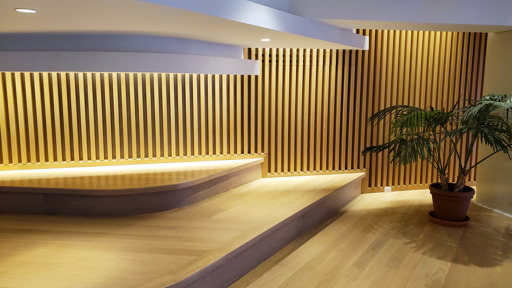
[{"xmin": 140, "ymin": 0, "xmax": 368, "ymax": 49}]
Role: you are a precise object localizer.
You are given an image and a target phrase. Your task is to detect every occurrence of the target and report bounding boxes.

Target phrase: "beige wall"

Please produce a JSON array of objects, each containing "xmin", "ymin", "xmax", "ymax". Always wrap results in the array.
[{"xmin": 475, "ymin": 30, "xmax": 512, "ymax": 215}]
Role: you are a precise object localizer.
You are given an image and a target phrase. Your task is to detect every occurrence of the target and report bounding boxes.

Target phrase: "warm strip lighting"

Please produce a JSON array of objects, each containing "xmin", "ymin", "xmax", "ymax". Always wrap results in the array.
[
  {"xmin": 260, "ymin": 38, "xmax": 271, "ymax": 42},
  {"xmin": 15, "ymin": 8, "xmax": 37, "ymax": 14}
]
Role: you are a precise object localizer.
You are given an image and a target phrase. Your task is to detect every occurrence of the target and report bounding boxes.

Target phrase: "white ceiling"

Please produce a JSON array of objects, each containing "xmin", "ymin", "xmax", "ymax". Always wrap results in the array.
[
  {"xmin": 2, "ymin": 0, "xmax": 509, "ymax": 51},
  {"xmin": 0, "ymin": 0, "xmax": 363, "ymax": 50},
  {"xmin": 1, "ymin": 0, "xmax": 509, "ymax": 74}
]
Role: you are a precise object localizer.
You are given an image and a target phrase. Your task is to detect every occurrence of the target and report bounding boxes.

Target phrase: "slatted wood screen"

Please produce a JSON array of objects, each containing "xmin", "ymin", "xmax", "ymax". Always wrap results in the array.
[{"xmin": 0, "ymin": 30, "xmax": 487, "ymax": 191}]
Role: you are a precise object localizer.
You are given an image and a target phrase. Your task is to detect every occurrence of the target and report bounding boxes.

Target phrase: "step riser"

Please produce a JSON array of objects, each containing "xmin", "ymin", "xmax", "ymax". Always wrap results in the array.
[{"xmin": 0, "ymin": 163, "xmax": 262, "ymax": 216}]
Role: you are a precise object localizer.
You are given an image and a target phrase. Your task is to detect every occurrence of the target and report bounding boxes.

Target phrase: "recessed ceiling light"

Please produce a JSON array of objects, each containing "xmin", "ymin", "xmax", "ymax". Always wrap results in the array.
[
  {"xmin": 260, "ymin": 38, "xmax": 271, "ymax": 42},
  {"xmin": 15, "ymin": 8, "xmax": 37, "ymax": 14}
]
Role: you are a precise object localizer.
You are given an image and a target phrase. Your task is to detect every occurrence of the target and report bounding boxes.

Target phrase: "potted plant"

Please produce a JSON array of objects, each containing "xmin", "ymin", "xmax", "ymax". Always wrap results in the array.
[{"xmin": 362, "ymin": 94, "xmax": 512, "ymax": 226}]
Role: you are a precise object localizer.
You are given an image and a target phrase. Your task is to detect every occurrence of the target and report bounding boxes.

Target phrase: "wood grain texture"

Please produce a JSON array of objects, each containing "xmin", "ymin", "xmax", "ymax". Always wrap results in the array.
[
  {"xmin": 231, "ymin": 190, "xmax": 512, "ymax": 288},
  {"xmin": 0, "ymin": 30, "xmax": 487, "ymax": 191},
  {"xmin": 0, "ymin": 173, "xmax": 363, "ymax": 288}
]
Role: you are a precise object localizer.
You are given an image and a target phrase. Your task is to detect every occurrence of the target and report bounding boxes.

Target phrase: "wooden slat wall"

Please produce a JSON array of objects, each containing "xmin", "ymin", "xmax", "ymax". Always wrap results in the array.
[
  {"xmin": 0, "ymin": 73, "xmax": 254, "ymax": 165},
  {"xmin": 0, "ymin": 30, "xmax": 487, "ymax": 191}
]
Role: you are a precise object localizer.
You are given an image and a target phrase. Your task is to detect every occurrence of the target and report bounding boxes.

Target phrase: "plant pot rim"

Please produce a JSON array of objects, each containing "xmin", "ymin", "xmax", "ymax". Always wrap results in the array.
[{"xmin": 429, "ymin": 182, "xmax": 475, "ymax": 194}]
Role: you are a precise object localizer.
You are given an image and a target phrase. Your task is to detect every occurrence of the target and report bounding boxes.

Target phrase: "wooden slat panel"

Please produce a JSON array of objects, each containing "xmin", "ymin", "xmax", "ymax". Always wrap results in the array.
[{"xmin": 0, "ymin": 30, "xmax": 487, "ymax": 193}]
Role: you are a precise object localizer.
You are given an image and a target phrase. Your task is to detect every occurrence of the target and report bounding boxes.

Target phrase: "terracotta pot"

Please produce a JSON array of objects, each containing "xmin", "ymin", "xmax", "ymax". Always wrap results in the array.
[{"xmin": 429, "ymin": 183, "xmax": 475, "ymax": 222}]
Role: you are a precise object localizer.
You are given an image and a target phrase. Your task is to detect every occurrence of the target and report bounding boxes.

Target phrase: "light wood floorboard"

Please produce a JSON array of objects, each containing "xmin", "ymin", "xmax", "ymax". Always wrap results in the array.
[
  {"xmin": 231, "ymin": 190, "xmax": 512, "ymax": 288},
  {"xmin": 0, "ymin": 159, "xmax": 262, "ymax": 193},
  {"xmin": 0, "ymin": 173, "xmax": 361, "ymax": 288}
]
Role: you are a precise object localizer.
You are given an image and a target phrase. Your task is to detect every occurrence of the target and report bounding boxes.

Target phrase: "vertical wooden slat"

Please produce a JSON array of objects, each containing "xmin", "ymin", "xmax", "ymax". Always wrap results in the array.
[
  {"xmin": 191, "ymin": 74, "xmax": 200, "ymax": 157},
  {"xmin": 67, "ymin": 73, "xmax": 80, "ymax": 162},
  {"xmin": 276, "ymin": 48, "xmax": 284, "ymax": 173},
  {"xmin": 103, "ymin": 73, "xmax": 113, "ymax": 161},
  {"xmin": 250, "ymin": 49, "xmax": 257, "ymax": 154},
  {"xmin": 23, "ymin": 74, "xmax": 37, "ymax": 163},
  {"xmin": 259, "ymin": 49, "xmax": 266, "ymax": 154},
  {"xmin": 308, "ymin": 49, "xmax": 317, "ymax": 172},
  {"xmin": 14, "ymin": 73, "xmax": 28, "ymax": 164},
  {"xmin": 161, "ymin": 74, "xmax": 169, "ymax": 158},
  {"xmin": 295, "ymin": 49, "xmax": 304, "ymax": 172},
  {"xmin": 175, "ymin": 74, "xmax": 184, "ymax": 157},
  {"xmin": 0, "ymin": 74, "xmax": 11, "ymax": 164},
  {"xmin": 270, "ymin": 48, "xmax": 277, "ymax": 173},
  {"xmin": 341, "ymin": 51, "xmax": 350, "ymax": 171},
  {"xmin": 153, "ymin": 74, "xmax": 161, "ymax": 158},
  {"xmin": 42, "ymin": 73, "xmax": 55, "ymax": 163},
  {"xmin": 302, "ymin": 49, "xmax": 311, "ymax": 172},
  {"xmin": 374, "ymin": 31, "xmax": 384, "ymax": 185},
  {"xmin": 364, "ymin": 30, "xmax": 376, "ymax": 183},
  {"xmin": 85, "ymin": 73, "xmax": 95, "ymax": 161},
  {"xmin": 390, "ymin": 31, "xmax": 400, "ymax": 186},
  {"xmin": 5, "ymin": 73, "xmax": 19, "ymax": 164},
  {"xmin": 120, "ymin": 73, "xmax": 129, "ymax": 160},
  {"xmin": 320, "ymin": 49, "xmax": 329, "ymax": 172},
  {"xmin": 283, "ymin": 49, "xmax": 290, "ymax": 173},
  {"xmin": 199, "ymin": 75, "xmax": 206, "ymax": 156},
  {"xmin": 207, "ymin": 74, "xmax": 214, "ymax": 155},
  {"xmin": 221, "ymin": 75, "xmax": 228, "ymax": 155},
  {"xmin": 33, "ymin": 73, "xmax": 46, "ymax": 163},
  {"xmin": 288, "ymin": 49, "xmax": 296, "ymax": 172},
  {"xmin": 110, "ymin": 73, "xmax": 120, "ymax": 160},
  {"xmin": 361, "ymin": 31, "xmax": 370, "ymax": 175},
  {"xmin": 240, "ymin": 74, "xmax": 246, "ymax": 155},
  {"xmin": 184, "ymin": 74, "xmax": 192, "ymax": 157},
  {"xmin": 60, "ymin": 74, "xmax": 71, "ymax": 162},
  {"xmin": 93, "ymin": 73, "xmax": 104, "ymax": 161},
  {"xmin": 144, "ymin": 74, "xmax": 153, "ymax": 158},
  {"xmin": 229, "ymin": 74, "xmax": 235, "ymax": 155},
  {"xmin": 128, "ymin": 73, "xmax": 138, "ymax": 159},
  {"xmin": 169, "ymin": 74, "xmax": 177, "ymax": 157},
  {"xmin": 214, "ymin": 74, "xmax": 221, "ymax": 155}
]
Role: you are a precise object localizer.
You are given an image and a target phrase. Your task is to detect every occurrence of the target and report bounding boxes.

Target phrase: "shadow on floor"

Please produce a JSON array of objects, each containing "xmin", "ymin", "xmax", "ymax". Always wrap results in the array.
[{"xmin": 371, "ymin": 200, "xmax": 512, "ymax": 268}]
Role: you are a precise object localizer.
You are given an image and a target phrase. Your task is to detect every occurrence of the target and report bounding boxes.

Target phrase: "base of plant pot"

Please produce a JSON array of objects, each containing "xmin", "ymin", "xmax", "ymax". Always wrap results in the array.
[{"xmin": 428, "ymin": 211, "xmax": 470, "ymax": 227}]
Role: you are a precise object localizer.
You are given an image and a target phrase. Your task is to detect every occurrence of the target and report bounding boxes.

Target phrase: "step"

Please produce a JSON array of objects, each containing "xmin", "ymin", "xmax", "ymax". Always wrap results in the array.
[
  {"xmin": 0, "ymin": 158, "xmax": 263, "ymax": 216},
  {"xmin": 0, "ymin": 172, "xmax": 364, "ymax": 288},
  {"xmin": 143, "ymin": 173, "xmax": 365, "ymax": 288}
]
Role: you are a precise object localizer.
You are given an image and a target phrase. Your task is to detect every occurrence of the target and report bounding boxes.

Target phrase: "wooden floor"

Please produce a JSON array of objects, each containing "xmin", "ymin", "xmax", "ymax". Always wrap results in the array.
[
  {"xmin": 231, "ymin": 190, "xmax": 512, "ymax": 288},
  {"xmin": 0, "ymin": 173, "xmax": 361, "ymax": 288},
  {"xmin": 0, "ymin": 159, "xmax": 262, "ymax": 194}
]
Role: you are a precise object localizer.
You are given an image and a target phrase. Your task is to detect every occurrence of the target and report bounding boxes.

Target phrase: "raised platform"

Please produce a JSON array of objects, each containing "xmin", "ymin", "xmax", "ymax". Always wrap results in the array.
[
  {"xmin": 0, "ymin": 172, "xmax": 364, "ymax": 288},
  {"xmin": 0, "ymin": 158, "xmax": 263, "ymax": 216}
]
